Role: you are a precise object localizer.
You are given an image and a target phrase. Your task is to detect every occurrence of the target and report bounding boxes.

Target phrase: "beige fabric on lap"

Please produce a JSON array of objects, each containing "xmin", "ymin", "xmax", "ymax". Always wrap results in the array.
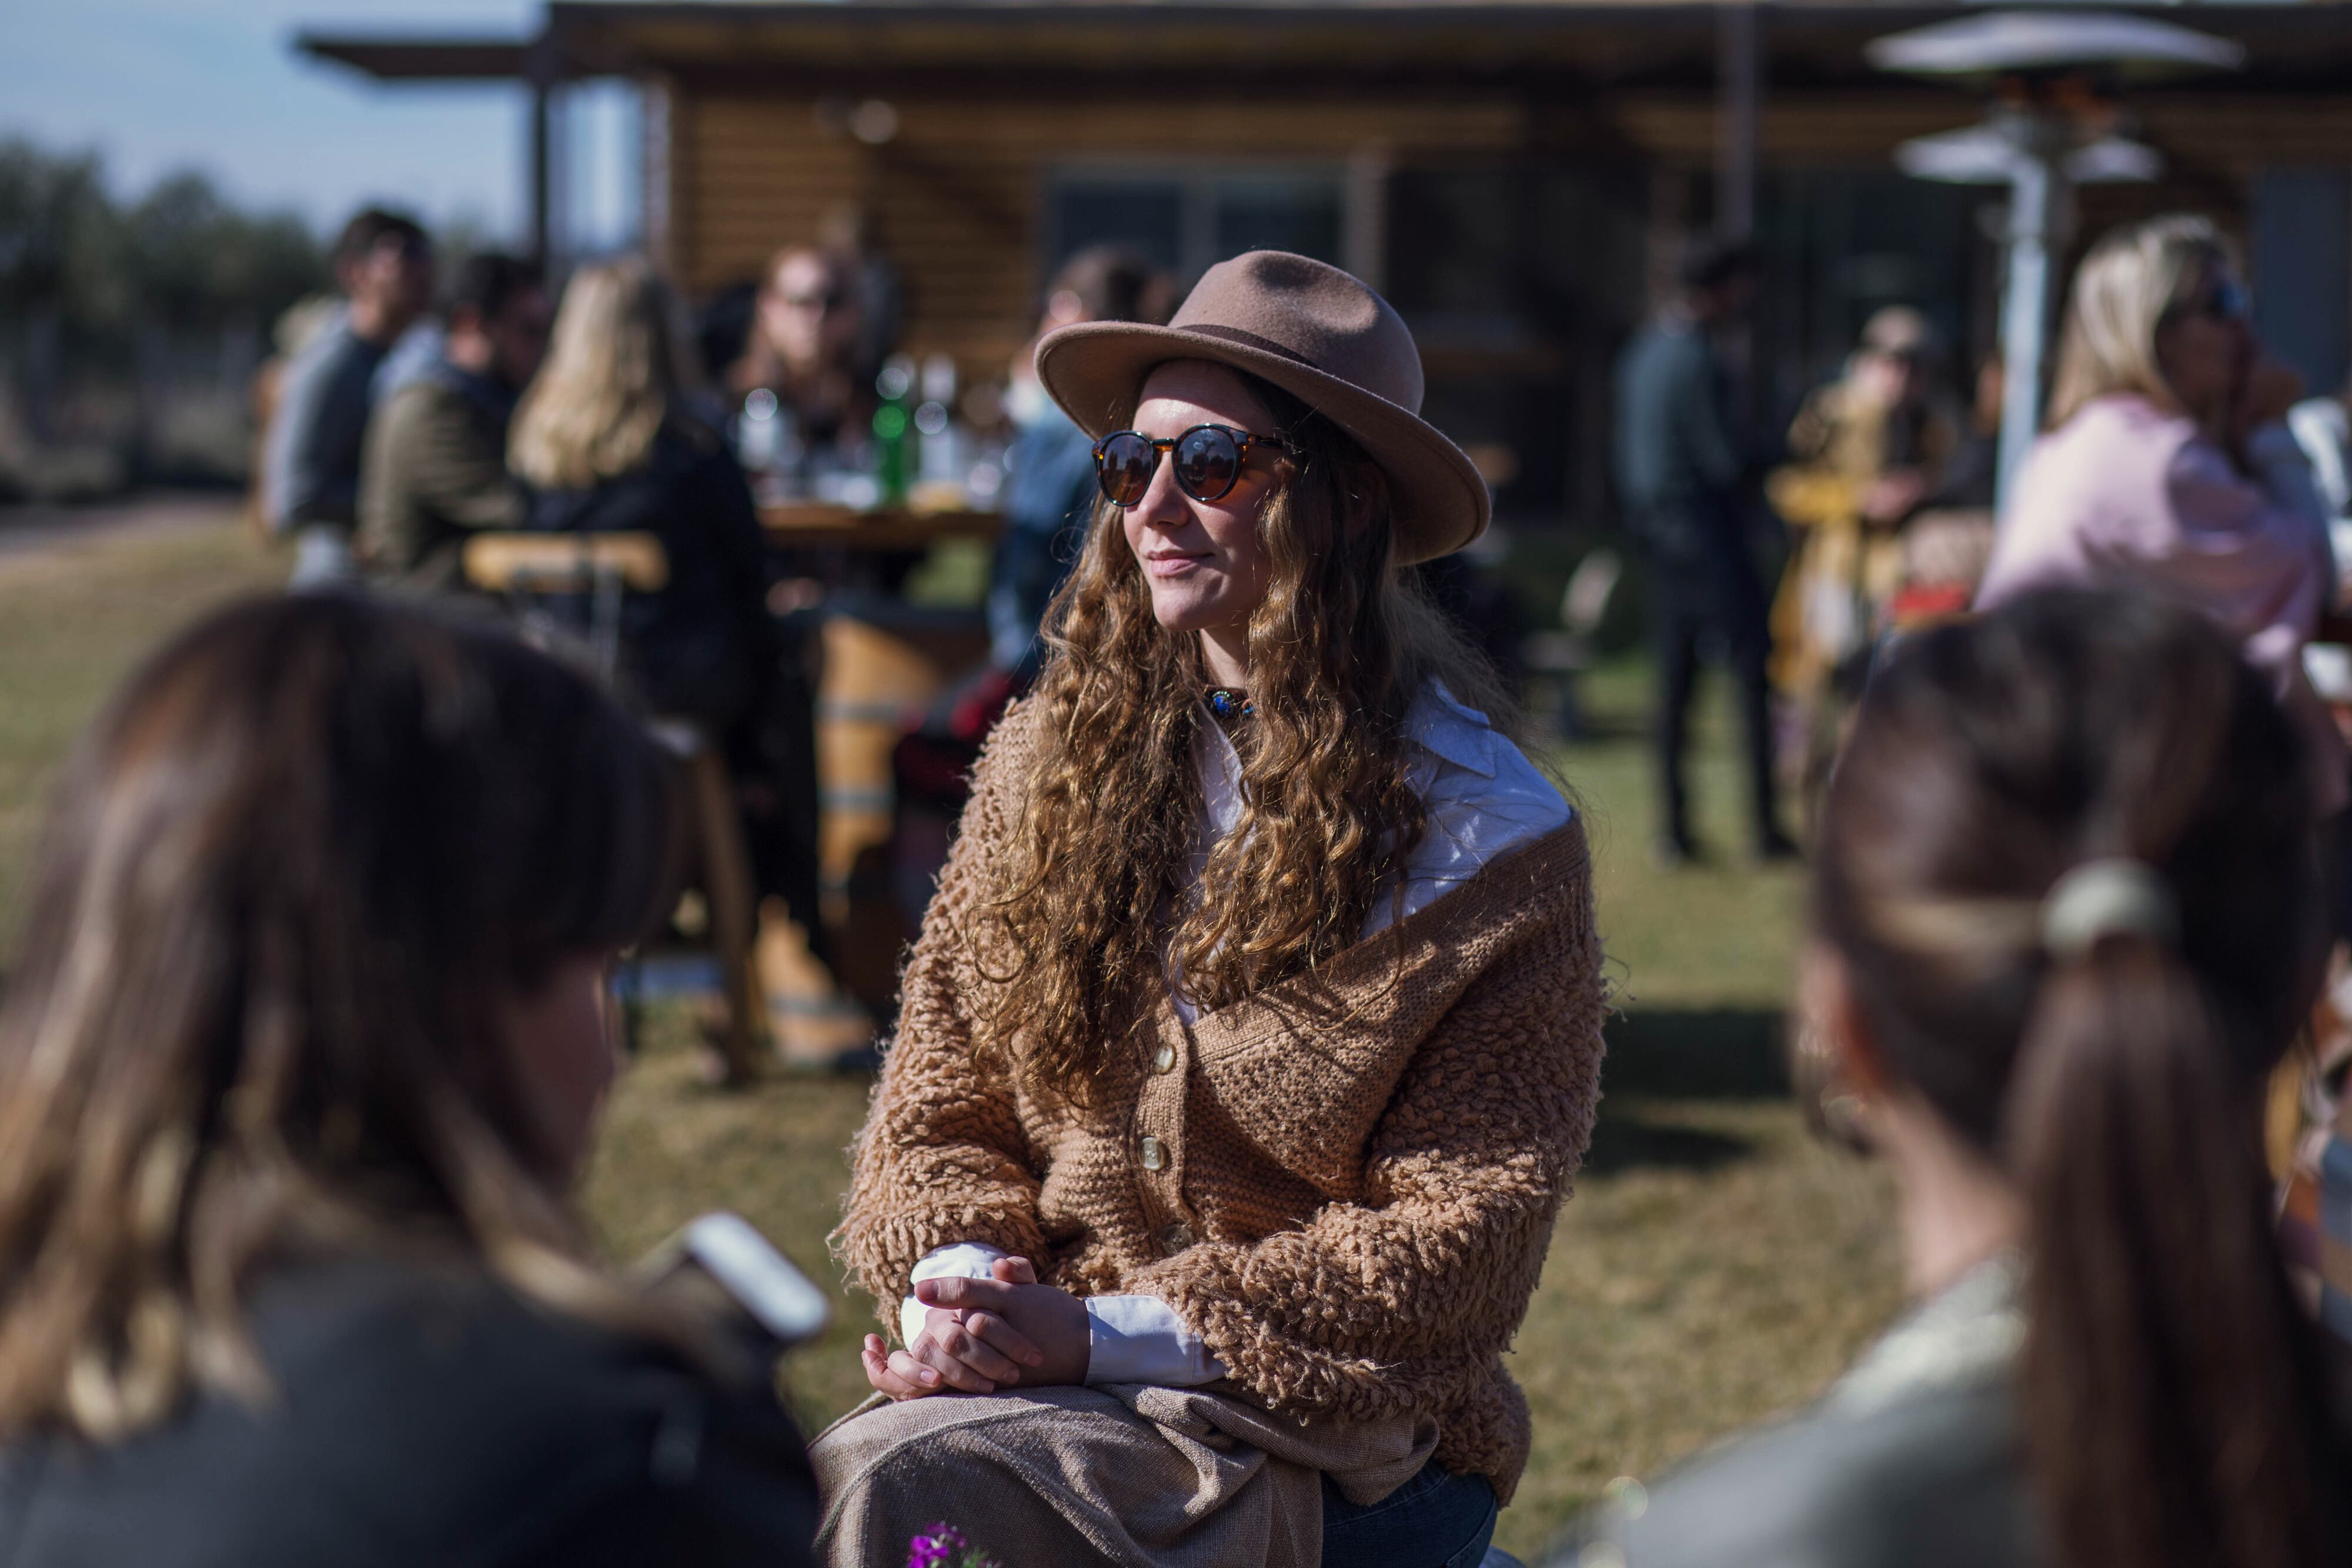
[{"xmin": 810, "ymin": 1384, "xmax": 1434, "ymax": 1568}]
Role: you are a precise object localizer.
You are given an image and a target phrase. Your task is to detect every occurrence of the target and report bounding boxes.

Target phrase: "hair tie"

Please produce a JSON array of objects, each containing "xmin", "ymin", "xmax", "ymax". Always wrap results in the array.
[{"xmin": 2041, "ymin": 860, "xmax": 2178, "ymax": 958}]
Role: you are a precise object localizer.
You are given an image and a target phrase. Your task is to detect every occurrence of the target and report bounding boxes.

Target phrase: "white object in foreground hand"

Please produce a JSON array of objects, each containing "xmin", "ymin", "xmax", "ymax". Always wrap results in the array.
[{"xmin": 657, "ymin": 1212, "xmax": 833, "ymax": 1345}]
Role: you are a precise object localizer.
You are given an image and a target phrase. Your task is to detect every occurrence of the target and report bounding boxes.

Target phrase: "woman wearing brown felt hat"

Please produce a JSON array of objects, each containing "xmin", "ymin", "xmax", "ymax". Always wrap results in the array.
[{"xmin": 817, "ymin": 251, "xmax": 1606, "ymax": 1567}]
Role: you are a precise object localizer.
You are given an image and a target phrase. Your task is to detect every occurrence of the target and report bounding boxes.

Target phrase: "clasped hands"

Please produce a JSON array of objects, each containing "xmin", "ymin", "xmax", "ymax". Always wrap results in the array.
[{"xmin": 860, "ymin": 1253, "xmax": 1091, "ymax": 1401}]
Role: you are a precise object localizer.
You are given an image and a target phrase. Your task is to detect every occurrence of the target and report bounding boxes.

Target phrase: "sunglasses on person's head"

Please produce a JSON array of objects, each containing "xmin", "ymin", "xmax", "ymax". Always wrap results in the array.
[
  {"xmin": 2174, "ymin": 277, "xmax": 2250, "ymax": 325},
  {"xmin": 1093, "ymin": 424, "xmax": 1293, "ymax": 507}
]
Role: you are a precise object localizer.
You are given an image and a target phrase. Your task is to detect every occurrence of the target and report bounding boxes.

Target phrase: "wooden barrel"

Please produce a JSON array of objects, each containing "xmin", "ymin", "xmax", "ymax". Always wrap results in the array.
[
  {"xmin": 757, "ymin": 898, "xmax": 874, "ymax": 1066},
  {"xmin": 804, "ymin": 604, "xmax": 990, "ymax": 1022}
]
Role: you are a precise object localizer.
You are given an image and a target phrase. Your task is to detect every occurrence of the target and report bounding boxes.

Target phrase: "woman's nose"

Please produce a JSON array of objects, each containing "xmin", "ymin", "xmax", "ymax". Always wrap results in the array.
[{"xmin": 1132, "ymin": 455, "xmax": 1191, "ymax": 531}]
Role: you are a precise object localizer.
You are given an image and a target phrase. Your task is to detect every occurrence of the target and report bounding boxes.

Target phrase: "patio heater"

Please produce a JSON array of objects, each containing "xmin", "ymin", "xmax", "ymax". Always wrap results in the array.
[{"xmin": 1867, "ymin": 12, "xmax": 2243, "ymax": 510}]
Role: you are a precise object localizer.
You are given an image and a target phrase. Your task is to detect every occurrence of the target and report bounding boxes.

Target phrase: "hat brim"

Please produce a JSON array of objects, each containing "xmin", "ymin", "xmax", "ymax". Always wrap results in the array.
[{"xmin": 1033, "ymin": 322, "xmax": 1491, "ymax": 567}]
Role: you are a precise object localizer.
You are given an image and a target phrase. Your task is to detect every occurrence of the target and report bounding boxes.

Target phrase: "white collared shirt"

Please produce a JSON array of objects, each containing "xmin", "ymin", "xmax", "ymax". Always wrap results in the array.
[
  {"xmin": 1172, "ymin": 681, "xmax": 1573, "ymax": 1023},
  {"xmin": 903, "ymin": 684, "xmax": 1573, "ymax": 1385}
]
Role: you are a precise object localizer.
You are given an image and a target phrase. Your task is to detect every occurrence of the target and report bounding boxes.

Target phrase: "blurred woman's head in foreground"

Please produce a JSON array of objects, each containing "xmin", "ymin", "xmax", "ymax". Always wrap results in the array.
[
  {"xmin": 1812, "ymin": 588, "xmax": 2341, "ymax": 1568},
  {"xmin": 0, "ymin": 594, "xmax": 674, "ymax": 1441}
]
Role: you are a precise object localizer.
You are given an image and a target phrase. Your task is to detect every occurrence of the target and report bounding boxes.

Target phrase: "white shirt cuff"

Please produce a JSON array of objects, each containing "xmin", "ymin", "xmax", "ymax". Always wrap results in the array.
[
  {"xmin": 1082, "ymin": 1293, "xmax": 1227, "ymax": 1386},
  {"xmin": 898, "ymin": 1243, "xmax": 1226, "ymax": 1387}
]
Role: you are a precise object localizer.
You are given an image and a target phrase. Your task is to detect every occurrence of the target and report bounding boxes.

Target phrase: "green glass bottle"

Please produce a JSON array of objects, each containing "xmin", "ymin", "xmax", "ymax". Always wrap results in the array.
[{"xmin": 872, "ymin": 355, "xmax": 916, "ymax": 509}]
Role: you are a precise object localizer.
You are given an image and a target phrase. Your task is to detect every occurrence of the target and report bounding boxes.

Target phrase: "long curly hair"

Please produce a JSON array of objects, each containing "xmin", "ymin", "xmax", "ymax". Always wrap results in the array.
[{"xmin": 974, "ymin": 373, "xmax": 1508, "ymax": 1102}]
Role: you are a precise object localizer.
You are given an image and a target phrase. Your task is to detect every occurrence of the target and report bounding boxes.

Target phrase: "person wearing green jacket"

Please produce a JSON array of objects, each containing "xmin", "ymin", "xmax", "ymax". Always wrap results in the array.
[{"xmin": 359, "ymin": 252, "xmax": 551, "ymax": 593}]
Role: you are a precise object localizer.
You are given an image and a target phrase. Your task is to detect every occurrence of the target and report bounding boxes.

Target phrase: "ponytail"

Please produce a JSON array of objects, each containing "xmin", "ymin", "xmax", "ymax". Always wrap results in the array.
[{"xmin": 2006, "ymin": 935, "xmax": 2336, "ymax": 1568}]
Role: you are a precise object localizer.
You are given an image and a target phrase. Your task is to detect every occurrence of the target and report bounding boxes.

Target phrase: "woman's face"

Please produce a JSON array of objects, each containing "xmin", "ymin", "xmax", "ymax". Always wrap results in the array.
[
  {"xmin": 1121, "ymin": 360, "xmax": 1288, "ymax": 642},
  {"xmin": 2154, "ymin": 261, "xmax": 2252, "ymax": 427},
  {"xmin": 504, "ymin": 953, "xmax": 619, "ymax": 1181},
  {"xmin": 759, "ymin": 252, "xmax": 859, "ymax": 376}
]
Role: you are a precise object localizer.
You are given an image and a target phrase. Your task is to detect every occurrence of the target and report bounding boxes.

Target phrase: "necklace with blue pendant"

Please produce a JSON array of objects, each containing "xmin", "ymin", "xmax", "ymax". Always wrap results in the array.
[{"xmin": 1205, "ymin": 687, "xmax": 1253, "ymax": 723}]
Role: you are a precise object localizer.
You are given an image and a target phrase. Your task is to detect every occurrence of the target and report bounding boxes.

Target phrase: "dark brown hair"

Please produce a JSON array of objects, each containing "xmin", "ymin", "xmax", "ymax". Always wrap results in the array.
[
  {"xmin": 332, "ymin": 206, "xmax": 427, "ymax": 269},
  {"xmin": 974, "ymin": 369, "xmax": 1508, "ymax": 1101},
  {"xmin": 1816, "ymin": 589, "xmax": 2341, "ymax": 1568},
  {"xmin": 0, "ymin": 594, "xmax": 674, "ymax": 1440}
]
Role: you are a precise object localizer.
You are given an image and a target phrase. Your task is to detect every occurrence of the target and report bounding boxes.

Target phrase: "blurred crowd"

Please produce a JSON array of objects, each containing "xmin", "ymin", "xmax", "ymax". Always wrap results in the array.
[
  {"xmin": 249, "ymin": 206, "xmax": 1188, "ymax": 1011},
  {"xmin": 25, "ymin": 195, "xmax": 2330, "ymax": 1568},
  {"xmin": 1616, "ymin": 218, "xmax": 2352, "ymax": 870},
  {"xmin": 1616, "ymin": 208, "xmax": 2352, "ymax": 1427}
]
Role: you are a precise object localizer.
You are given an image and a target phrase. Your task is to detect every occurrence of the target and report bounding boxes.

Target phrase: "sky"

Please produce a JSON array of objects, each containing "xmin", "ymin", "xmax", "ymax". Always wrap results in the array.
[{"xmin": 0, "ymin": 0, "xmax": 638, "ymax": 248}]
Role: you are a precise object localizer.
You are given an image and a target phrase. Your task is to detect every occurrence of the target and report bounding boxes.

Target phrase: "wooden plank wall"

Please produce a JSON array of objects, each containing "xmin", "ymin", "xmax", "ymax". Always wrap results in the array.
[
  {"xmin": 666, "ymin": 89, "xmax": 1527, "ymax": 379},
  {"xmin": 1609, "ymin": 90, "xmax": 2352, "ymax": 235},
  {"xmin": 661, "ymin": 79, "xmax": 2351, "ymax": 383},
  {"xmin": 1604, "ymin": 91, "xmax": 2352, "ymax": 175}
]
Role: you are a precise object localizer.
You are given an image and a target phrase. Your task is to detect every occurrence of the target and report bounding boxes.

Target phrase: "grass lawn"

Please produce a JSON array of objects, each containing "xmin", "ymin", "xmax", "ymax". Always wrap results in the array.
[{"xmin": 0, "ymin": 505, "xmax": 1902, "ymax": 1560}]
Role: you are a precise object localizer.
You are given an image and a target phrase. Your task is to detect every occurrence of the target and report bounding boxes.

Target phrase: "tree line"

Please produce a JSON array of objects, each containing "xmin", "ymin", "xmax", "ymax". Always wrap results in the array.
[{"xmin": 0, "ymin": 138, "xmax": 327, "ymax": 379}]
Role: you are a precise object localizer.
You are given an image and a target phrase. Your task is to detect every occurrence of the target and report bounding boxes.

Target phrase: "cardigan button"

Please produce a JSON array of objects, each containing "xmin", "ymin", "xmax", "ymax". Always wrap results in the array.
[
  {"xmin": 1139, "ymin": 1135, "xmax": 1166, "ymax": 1171},
  {"xmin": 1152, "ymin": 1042, "xmax": 1177, "ymax": 1074},
  {"xmin": 1160, "ymin": 1223, "xmax": 1194, "ymax": 1253}
]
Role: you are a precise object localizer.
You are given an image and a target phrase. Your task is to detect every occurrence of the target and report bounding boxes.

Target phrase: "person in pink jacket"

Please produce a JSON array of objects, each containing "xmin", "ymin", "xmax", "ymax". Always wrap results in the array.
[{"xmin": 1976, "ymin": 213, "xmax": 2343, "ymax": 813}]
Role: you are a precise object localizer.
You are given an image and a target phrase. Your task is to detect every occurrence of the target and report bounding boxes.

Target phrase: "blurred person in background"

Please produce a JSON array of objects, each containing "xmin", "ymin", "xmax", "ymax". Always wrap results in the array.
[
  {"xmin": 2288, "ymin": 376, "xmax": 2352, "ymax": 616},
  {"xmin": 1873, "ymin": 355, "xmax": 2006, "ymax": 640},
  {"xmin": 1558, "ymin": 590, "xmax": 2349, "ymax": 1568},
  {"xmin": 260, "ymin": 207, "xmax": 433, "ymax": 587},
  {"xmin": 727, "ymin": 245, "xmax": 878, "ymax": 470},
  {"xmin": 244, "ymin": 297, "xmax": 346, "ymax": 537},
  {"xmin": 1613, "ymin": 237, "xmax": 1792, "ymax": 865},
  {"xmin": 990, "ymin": 245, "xmax": 1172, "ymax": 682},
  {"xmin": 510, "ymin": 259, "xmax": 825, "ymax": 961},
  {"xmin": 1976, "ymin": 215, "xmax": 2343, "ymax": 823},
  {"xmin": 359, "ymin": 251, "xmax": 550, "ymax": 594},
  {"xmin": 888, "ymin": 247, "xmax": 1171, "ymax": 932},
  {"xmin": 0, "ymin": 594, "xmax": 819, "ymax": 1566},
  {"xmin": 1768, "ymin": 306, "xmax": 1959, "ymax": 728},
  {"xmin": 2290, "ymin": 376, "xmax": 2352, "ymax": 523},
  {"xmin": 512, "ymin": 258, "xmax": 773, "ymax": 732},
  {"xmin": 816, "ymin": 204, "xmax": 903, "ymax": 384}
]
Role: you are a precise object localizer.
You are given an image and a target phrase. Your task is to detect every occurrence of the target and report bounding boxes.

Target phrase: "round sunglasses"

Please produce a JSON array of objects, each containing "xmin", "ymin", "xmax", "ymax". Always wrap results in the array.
[{"xmin": 1093, "ymin": 424, "xmax": 1292, "ymax": 507}]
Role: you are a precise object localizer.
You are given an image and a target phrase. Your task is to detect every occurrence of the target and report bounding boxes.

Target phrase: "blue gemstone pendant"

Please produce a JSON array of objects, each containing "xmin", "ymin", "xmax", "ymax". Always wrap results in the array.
[{"xmin": 1205, "ymin": 687, "xmax": 1251, "ymax": 721}]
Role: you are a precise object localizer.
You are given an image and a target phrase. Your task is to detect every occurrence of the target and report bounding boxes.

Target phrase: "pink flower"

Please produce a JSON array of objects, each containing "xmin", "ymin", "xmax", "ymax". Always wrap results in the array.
[
  {"xmin": 905, "ymin": 1522, "xmax": 968, "ymax": 1568},
  {"xmin": 904, "ymin": 1521, "xmax": 1004, "ymax": 1568}
]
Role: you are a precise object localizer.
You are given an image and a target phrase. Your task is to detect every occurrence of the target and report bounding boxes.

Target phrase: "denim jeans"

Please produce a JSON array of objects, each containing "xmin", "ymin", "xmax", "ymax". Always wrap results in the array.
[{"xmin": 1321, "ymin": 1460, "xmax": 1498, "ymax": 1568}]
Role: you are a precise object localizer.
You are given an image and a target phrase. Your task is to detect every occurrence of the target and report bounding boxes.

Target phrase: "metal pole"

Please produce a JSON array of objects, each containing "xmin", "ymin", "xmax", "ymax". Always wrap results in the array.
[
  {"xmin": 1716, "ymin": 1, "xmax": 1762, "ymax": 440},
  {"xmin": 1996, "ymin": 133, "xmax": 2062, "ymax": 513},
  {"xmin": 529, "ymin": 82, "xmax": 552, "ymax": 266},
  {"xmin": 1716, "ymin": 0, "xmax": 1760, "ymax": 240},
  {"xmin": 526, "ymin": 35, "xmax": 557, "ymax": 268}
]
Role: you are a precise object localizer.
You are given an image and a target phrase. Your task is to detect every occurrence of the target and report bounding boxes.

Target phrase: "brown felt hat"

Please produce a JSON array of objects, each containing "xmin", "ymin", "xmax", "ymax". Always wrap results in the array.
[{"xmin": 1034, "ymin": 250, "xmax": 1489, "ymax": 566}]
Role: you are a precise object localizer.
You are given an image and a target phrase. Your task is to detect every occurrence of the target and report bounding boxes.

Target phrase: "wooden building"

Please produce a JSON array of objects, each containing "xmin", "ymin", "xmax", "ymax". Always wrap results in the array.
[{"xmin": 304, "ymin": 1, "xmax": 2352, "ymax": 530}]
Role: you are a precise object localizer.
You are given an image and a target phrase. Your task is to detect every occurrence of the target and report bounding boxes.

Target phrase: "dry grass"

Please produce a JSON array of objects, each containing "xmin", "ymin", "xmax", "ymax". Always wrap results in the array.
[
  {"xmin": 0, "ymin": 506, "xmax": 1903, "ymax": 1559},
  {"xmin": 0, "ymin": 502, "xmax": 280, "ymax": 941}
]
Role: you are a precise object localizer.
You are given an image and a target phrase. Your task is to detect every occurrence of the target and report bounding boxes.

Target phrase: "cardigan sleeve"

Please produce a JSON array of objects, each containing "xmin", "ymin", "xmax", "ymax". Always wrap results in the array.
[
  {"xmin": 830, "ymin": 706, "xmax": 1052, "ymax": 1323},
  {"xmin": 1128, "ymin": 864, "xmax": 1606, "ymax": 1426}
]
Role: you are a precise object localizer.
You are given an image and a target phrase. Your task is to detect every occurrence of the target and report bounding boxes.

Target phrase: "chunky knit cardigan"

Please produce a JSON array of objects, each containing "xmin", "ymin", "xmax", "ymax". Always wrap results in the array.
[{"xmin": 833, "ymin": 700, "xmax": 1607, "ymax": 1502}]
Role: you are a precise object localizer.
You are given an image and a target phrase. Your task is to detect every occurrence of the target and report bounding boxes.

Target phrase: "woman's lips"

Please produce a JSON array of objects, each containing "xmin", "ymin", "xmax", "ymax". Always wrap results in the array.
[{"xmin": 1145, "ymin": 553, "xmax": 1212, "ymax": 578}]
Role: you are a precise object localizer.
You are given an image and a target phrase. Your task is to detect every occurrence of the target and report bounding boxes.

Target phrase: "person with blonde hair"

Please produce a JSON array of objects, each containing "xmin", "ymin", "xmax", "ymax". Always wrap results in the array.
[
  {"xmin": 816, "ymin": 252, "xmax": 1606, "ymax": 1567},
  {"xmin": 0, "ymin": 594, "xmax": 820, "ymax": 1564},
  {"xmin": 511, "ymin": 256, "xmax": 773, "ymax": 731},
  {"xmin": 1976, "ymin": 213, "xmax": 2341, "ymax": 813},
  {"xmin": 1768, "ymin": 305, "xmax": 1960, "ymax": 744}
]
